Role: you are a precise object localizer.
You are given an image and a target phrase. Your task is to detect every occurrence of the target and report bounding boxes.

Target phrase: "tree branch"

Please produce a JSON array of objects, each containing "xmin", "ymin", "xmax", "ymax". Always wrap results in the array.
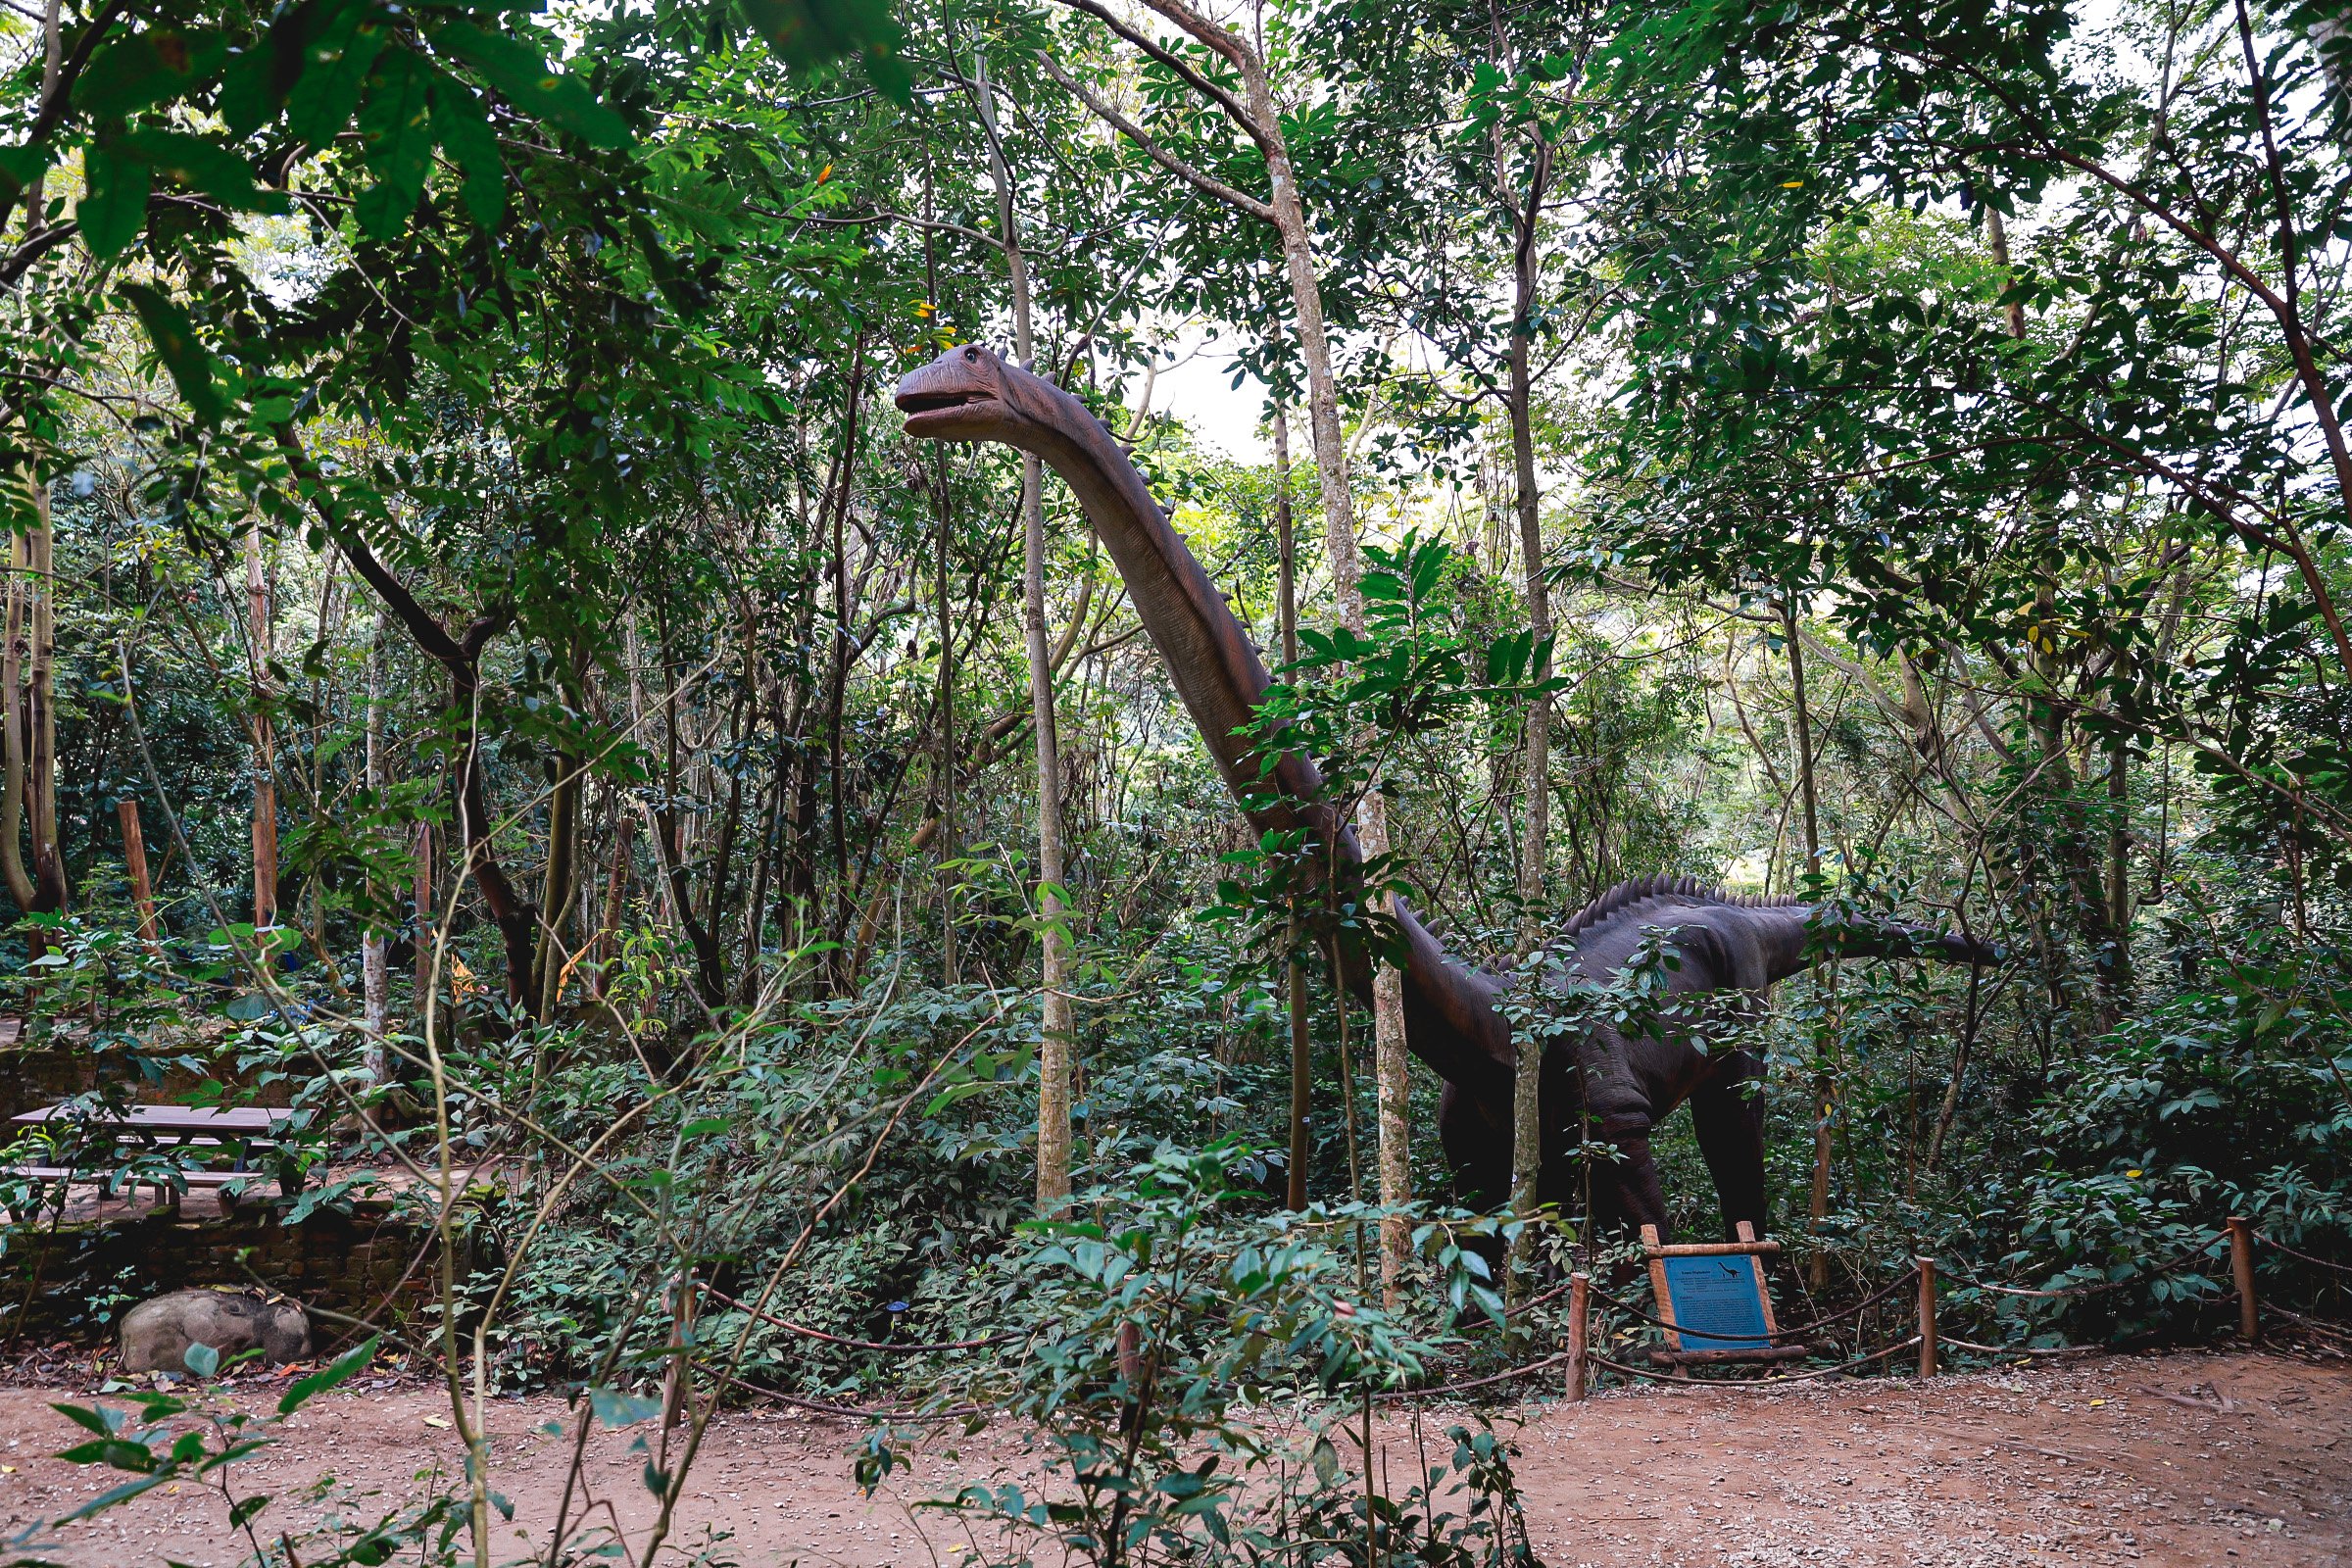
[
  {"xmin": 1047, "ymin": 0, "xmax": 1270, "ymax": 151},
  {"xmin": 1034, "ymin": 50, "xmax": 1275, "ymax": 222}
]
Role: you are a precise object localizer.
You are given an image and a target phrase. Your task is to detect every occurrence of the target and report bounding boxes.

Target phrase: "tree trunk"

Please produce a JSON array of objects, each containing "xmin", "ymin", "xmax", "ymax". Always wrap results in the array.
[
  {"xmin": 1276, "ymin": 406, "xmax": 1312, "ymax": 1212},
  {"xmin": 414, "ymin": 820, "xmax": 435, "ymax": 1023},
  {"xmin": 362, "ymin": 622, "xmax": 389, "ymax": 1080},
  {"xmin": 1499, "ymin": 103, "xmax": 1555, "ymax": 1309},
  {"xmin": 1245, "ymin": 51, "xmax": 1414, "ymax": 1303},
  {"xmin": 1259, "ymin": 136, "xmax": 1412, "ymax": 1300},
  {"xmin": 976, "ymin": 54, "xmax": 1078, "ymax": 1214},
  {"xmin": 1787, "ymin": 599, "xmax": 1834, "ymax": 1291},
  {"xmin": 246, "ymin": 526, "xmax": 279, "ymax": 929},
  {"xmin": 593, "ymin": 806, "xmax": 635, "ymax": 1001}
]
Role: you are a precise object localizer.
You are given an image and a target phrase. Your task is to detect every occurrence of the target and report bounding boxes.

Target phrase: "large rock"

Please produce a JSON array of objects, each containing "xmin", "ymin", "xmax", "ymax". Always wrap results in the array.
[{"xmin": 119, "ymin": 1289, "xmax": 312, "ymax": 1375}]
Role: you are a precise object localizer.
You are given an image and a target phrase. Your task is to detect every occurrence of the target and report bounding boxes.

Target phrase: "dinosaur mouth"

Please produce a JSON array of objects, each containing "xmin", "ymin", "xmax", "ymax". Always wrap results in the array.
[
  {"xmin": 895, "ymin": 389, "xmax": 1004, "ymax": 434},
  {"xmin": 894, "ymin": 390, "xmax": 987, "ymax": 413}
]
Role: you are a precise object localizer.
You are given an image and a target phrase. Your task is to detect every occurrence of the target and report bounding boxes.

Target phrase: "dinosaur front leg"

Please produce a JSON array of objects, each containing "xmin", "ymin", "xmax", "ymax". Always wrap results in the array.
[
  {"xmin": 1689, "ymin": 1049, "xmax": 1769, "ymax": 1241},
  {"xmin": 1439, "ymin": 1080, "xmax": 1511, "ymax": 1210},
  {"xmin": 1594, "ymin": 1123, "xmax": 1673, "ymax": 1242}
]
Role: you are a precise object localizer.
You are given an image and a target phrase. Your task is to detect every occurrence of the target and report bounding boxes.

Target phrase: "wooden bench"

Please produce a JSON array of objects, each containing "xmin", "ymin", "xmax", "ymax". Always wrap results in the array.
[{"xmin": 4, "ymin": 1104, "xmax": 301, "ymax": 1202}]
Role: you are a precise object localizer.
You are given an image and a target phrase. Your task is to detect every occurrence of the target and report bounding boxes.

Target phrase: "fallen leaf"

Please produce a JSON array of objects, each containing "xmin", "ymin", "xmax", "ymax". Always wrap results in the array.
[{"xmin": 423, "ymin": 1414, "xmax": 451, "ymax": 1429}]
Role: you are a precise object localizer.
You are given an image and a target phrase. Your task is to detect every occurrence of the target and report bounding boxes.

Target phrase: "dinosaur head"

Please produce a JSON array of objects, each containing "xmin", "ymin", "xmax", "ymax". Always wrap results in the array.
[{"xmin": 895, "ymin": 345, "xmax": 1050, "ymax": 444}]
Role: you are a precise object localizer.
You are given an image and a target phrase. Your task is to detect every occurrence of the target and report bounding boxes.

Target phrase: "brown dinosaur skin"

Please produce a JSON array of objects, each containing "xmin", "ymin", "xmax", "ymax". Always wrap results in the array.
[{"xmin": 896, "ymin": 346, "xmax": 1991, "ymax": 1240}]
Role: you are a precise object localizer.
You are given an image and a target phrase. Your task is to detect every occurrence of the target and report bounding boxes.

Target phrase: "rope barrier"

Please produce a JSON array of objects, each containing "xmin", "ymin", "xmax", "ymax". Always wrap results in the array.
[
  {"xmin": 1937, "ymin": 1337, "xmax": 2101, "ymax": 1358},
  {"xmin": 2256, "ymin": 1231, "xmax": 2352, "ymax": 1277},
  {"xmin": 700, "ymin": 1286, "xmax": 1027, "ymax": 1353},
  {"xmin": 1939, "ymin": 1240, "xmax": 2222, "ymax": 1300},
  {"xmin": 1503, "ymin": 1277, "xmax": 1576, "ymax": 1319},
  {"xmin": 1585, "ymin": 1337, "xmax": 1922, "ymax": 1391},
  {"xmin": 716, "ymin": 1368, "xmax": 989, "ymax": 1422},
  {"xmin": 2268, "ymin": 1305, "xmax": 2352, "ymax": 1345},
  {"xmin": 1372, "ymin": 1351, "xmax": 1576, "ymax": 1401}
]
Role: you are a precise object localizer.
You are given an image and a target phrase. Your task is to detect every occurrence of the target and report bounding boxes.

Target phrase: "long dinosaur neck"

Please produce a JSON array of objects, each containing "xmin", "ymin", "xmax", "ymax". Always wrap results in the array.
[{"xmin": 983, "ymin": 367, "xmax": 1514, "ymax": 1093}]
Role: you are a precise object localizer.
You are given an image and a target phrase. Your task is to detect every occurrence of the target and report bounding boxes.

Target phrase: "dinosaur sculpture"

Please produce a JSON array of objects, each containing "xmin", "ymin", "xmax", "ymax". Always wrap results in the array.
[{"xmin": 896, "ymin": 345, "xmax": 1990, "ymax": 1239}]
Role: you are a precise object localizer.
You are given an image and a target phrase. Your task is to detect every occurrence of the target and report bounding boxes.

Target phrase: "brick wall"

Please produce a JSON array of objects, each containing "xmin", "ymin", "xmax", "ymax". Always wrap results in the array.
[{"xmin": 0, "ymin": 1200, "xmax": 441, "ymax": 1349}]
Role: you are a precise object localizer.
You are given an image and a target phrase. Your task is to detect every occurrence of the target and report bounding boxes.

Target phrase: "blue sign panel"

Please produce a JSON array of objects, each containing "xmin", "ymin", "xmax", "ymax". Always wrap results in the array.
[{"xmin": 1660, "ymin": 1254, "xmax": 1771, "ymax": 1349}]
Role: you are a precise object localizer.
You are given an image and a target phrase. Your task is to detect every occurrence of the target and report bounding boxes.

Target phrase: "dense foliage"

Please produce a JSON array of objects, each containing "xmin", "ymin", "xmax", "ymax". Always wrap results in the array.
[{"xmin": 0, "ymin": 0, "xmax": 2347, "ymax": 1560}]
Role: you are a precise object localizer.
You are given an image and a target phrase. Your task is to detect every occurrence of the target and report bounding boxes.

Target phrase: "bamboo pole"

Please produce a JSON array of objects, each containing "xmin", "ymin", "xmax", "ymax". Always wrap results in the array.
[
  {"xmin": 1917, "ymin": 1257, "xmax": 1938, "ymax": 1378},
  {"xmin": 117, "ymin": 799, "xmax": 158, "ymax": 949},
  {"xmin": 1565, "ymin": 1271, "xmax": 1591, "ymax": 1402},
  {"xmin": 2229, "ymin": 1215, "xmax": 2258, "ymax": 1342}
]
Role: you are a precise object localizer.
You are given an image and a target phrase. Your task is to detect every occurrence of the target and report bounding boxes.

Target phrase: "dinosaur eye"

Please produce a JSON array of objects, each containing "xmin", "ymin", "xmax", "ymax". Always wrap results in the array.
[{"xmin": 963, "ymin": 346, "xmax": 980, "ymax": 361}]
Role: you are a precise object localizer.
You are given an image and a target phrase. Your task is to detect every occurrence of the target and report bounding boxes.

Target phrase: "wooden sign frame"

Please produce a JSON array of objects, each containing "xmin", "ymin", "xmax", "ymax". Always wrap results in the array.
[{"xmin": 1641, "ymin": 1221, "xmax": 1809, "ymax": 1366}]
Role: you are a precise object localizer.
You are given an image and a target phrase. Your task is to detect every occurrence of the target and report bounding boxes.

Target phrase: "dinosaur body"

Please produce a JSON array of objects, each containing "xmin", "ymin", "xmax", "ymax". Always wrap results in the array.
[{"xmin": 896, "ymin": 346, "xmax": 1987, "ymax": 1239}]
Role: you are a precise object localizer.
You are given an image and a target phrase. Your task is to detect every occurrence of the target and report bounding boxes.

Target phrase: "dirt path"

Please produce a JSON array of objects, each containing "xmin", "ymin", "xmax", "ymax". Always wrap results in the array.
[{"xmin": 0, "ymin": 1349, "xmax": 2341, "ymax": 1566}]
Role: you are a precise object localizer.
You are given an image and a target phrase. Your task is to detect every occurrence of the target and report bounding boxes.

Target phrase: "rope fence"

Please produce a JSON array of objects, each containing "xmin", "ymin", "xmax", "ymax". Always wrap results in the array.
[
  {"xmin": 691, "ymin": 1214, "xmax": 2349, "ymax": 1417},
  {"xmin": 1535, "ymin": 1212, "xmax": 2349, "ymax": 1403}
]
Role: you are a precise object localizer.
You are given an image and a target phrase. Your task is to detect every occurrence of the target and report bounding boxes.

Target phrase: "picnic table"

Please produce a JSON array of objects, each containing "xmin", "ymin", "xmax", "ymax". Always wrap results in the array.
[{"xmin": 4, "ymin": 1102, "xmax": 302, "ymax": 1203}]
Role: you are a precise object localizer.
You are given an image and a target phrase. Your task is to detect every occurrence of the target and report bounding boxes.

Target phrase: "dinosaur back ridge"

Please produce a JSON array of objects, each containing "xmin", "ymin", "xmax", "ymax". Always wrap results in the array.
[{"xmin": 1553, "ymin": 874, "xmax": 1805, "ymax": 946}]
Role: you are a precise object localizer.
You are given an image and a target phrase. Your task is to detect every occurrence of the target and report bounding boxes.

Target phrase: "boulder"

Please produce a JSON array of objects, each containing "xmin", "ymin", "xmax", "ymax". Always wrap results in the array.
[{"xmin": 119, "ymin": 1289, "xmax": 312, "ymax": 1375}]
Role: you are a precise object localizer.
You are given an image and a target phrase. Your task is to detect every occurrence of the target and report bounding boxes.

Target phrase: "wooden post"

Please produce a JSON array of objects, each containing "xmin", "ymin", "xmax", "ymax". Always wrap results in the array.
[
  {"xmin": 1565, "ymin": 1270, "xmax": 1591, "ymax": 1402},
  {"xmin": 116, "ymin": 800, "xmax": 158, "ymax": 949},
  {"xmin": 1916, "ymin": 1257, "xmax": 1938, "ymax": 1378},
  {"xmin": 2229, "ymin": 1215, "xmax": 2258, "ymax": 1342}
]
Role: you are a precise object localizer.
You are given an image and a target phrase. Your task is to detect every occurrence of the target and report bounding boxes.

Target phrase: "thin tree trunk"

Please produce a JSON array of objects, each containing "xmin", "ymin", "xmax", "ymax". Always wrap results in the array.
[
  {"xmin": 1054, "ymin": 0, "xmax": 1412, "ymax": 1291},
  {"xmin": 414, "ymin": 820, "xmax": 435, "ymax": 1023},
  {"xmin": 1788, "ymin": 599, "xmax": 1833, "ymax": 1291},
  {"xmin": 2106, "ymin": 730, "xmax": 2132, "ymax": 985},
  {"xmin": 594, "ymin": 807, "xmax": 635, "ymax": 1001},
  {"xmin": 1188, "ymin": 41, "xmax": 1414, "ymax": 1298},
  {"xmin": 1498, "ymin": 90, "xmax": 1555, "ymax": 1309},
  {"xmin": 976, "ymin": 53, "xmax": 1077, "ymax": 1214},
  {"xmin": 362, "ymin": 622, "xmax": 389, "ymax": 1079},
  {"xmin": 1, "ymin": 499, "xmax": 36, "ymax": 915},
  {"xmin": 1276, "ymin": 406, "xmax": 1312, "ymax": 1212},
  {"xmin": 246, "ymin": 526, "xmax": 278, "ymax": 928},
  {"xmin": 118, "ymin": 799, "xmax": 158, "ymax": 950}
]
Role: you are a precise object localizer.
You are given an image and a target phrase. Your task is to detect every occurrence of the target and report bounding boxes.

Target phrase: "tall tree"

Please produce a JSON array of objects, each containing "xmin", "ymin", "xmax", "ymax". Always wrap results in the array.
[{"xmin": 1047, "ymin": 0, "xmax": 1418, "ymax": 1298}]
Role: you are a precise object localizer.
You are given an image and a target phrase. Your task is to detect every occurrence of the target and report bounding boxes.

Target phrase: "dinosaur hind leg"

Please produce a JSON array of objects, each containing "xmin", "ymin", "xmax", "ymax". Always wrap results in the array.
[{"xmin": 1689, "ymin": 1048, "xmax": 1768, "ymax": 1241}]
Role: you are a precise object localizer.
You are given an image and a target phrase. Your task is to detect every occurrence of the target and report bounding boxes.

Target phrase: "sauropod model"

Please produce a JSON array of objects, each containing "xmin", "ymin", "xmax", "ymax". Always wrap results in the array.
[{"xmin": 896, "ymin": 345, "xmax": 1992, "ymax": 1239}]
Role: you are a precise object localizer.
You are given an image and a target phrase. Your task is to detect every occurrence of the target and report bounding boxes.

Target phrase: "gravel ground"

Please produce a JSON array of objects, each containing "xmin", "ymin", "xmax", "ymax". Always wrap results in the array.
[{"xmin": 0, "ymin": 1348, "xmax": 2341, "ymax": 1566}]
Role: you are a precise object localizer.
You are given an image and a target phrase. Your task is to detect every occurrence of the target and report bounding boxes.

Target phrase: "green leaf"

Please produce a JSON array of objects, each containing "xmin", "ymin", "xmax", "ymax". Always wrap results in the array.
[
  {"xmin": 74, "ymin": 30, "xmax": 224, "ymax": 118},
  {"xmin": 432, "ymin": 22, "xmax": 630, "ymax": 150},
  {"xmin": 57, "ymin": 1438, "xmax": 156, "ymax": 1473},
  {"xmin": 285, "ymin": 0, "xmax": 391, "ymax": 148},
  {"xmin": 735, "ymin": 0, "xmax": 906, "ymax": 95},
  {"xmin": 120, "ymin": 127, "xmax": 282, "ymax": 213},
  {"xmin": 427, "ymin": 76, "xmax": 506, "ymax": 225},
  {"xmin": 182, "ymin": 1342, "xmax": 220, "ymax": 1378},
  {"xmin": 57, "ymin": 1471, "xmax": 168, "ymax": 1522},
  {"xmin": 219, "ymin": 40, "xmax": 287, "ymax": 138},
  {"xmin": 49, "ymin": 1402, "xmax": 118, "ymax": 1438},
  {"xmin": 78, "ymin": 142, "xmax": 150, "ymax": 259},
  {"xmin": 228, "ymin": 1493, "xmax": 271, "ymax": 1528},
  {"xmin": 353, "ymin": 51, "xmax": 435, "ymax": 239},
  {"xmin": 119, "ymin": 283, "xmax": 228, "ymax": 424},
  {"xmin": 277, "ymin": 1337, "xmax": 377, "ymax": 1415},
  {"xmin": 0, "ymin": 141, "xmax": 50, "ymax": 204},
  {"xmin": 588, "ymin": 1387, "xmax": 662, "ymax": 1428}
]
